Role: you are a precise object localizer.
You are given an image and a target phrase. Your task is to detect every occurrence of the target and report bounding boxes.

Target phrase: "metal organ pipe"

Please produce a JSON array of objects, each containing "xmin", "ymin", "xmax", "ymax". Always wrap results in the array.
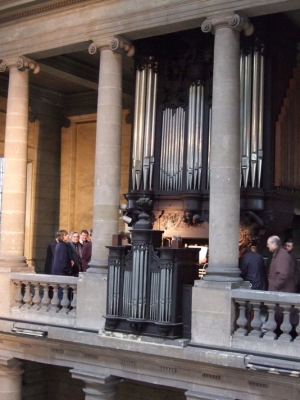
[
  {"xmin": 132, "ymin": 70, "xmax": 141, "ymax": 190},
  {"xmin": 131, "ymin": 60, "xmax": 158, "ymax": 191},
  {"xmin": 240, "ymin": 52, "xmax": 245, "ymax": 187},
  {"xmin": 187, "ymin": 84, "xmax": 196, "ymax": 189},
  {"xmin": 187, "ymin": 82, "xmax": 205, "ymax": 190},
  {"xmin": 250, "ymin": 49, "xmax": 260, "ymax": 188},
  {"xmin": 198, "ymin": 85, "xmax": 204, "ymax": 188},
  {"xmin": 207, "ymin": 108, "xmax": 212, "ymax": 190},
  {"xmin": 136, "ymin": 68, "xmax": 147, "ymax": 190},
  {"xmin": 257, "ymin": 49, "xmax": 264, "ymax": 187},
  {"xmin": 241, "ymin": 52, "xmax": 252, "ymax": 187},
  {"xmin": 240, "ymin": 47, "xmax": 264, "ymax": 188},
  {"xmin": 149, "ymin": 69, "xmax": 158, "ymax": 189},
  {"xmin": 159, "ymin": 107, "xmax": 185, "ymax": 191}
]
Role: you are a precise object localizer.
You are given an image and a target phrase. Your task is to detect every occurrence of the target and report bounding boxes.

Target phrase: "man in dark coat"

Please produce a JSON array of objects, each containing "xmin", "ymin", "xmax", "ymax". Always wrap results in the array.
[
  {"xmin": 51, "ymin": 230, "xmax": 73, "ymax": 276},
  {"xmin": 267, "ymin": 236, "xmax": 296, "ymax": 293},
  {"xmin": 79, "ymin": 229, "xmax": 92, "ymax": 272},
  {"xmin": 67, "ymin": 231, "xmax": 81, "ymax": 277},
  {"xmin": 44, "ymin": 230, "xmax": 68, "ymax": 274},
  {"xmin": 283, "ymin": 239, "xmax": 299, "ymax": 292},
  {"xmin": 239, "ymin": 247, "xmax": 268, "ymax": 290}
]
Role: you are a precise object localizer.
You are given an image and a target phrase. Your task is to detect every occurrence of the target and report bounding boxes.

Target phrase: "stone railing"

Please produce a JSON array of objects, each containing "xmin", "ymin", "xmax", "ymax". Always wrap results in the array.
[
  {"xmin": 9, "ymin": 273, "xmax": 77, "ymax": 328},
  {"xmin": 231, "ymin": 288, "xmax": 300, "ymax": 358}
]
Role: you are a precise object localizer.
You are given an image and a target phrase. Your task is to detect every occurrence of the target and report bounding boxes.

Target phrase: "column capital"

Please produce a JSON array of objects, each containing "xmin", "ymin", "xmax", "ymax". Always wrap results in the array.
[
  {"xmin": 70, "ymin": 369, "xmax": 120, "ymax": 386},
  {"xmin": 0, "ymin": 357, "xmax": 23, "ymax": 376},
  {"xmin": 0, "ymin": 55, "xmax": 40, "ymax": 74},
  {"xmin": 88, "ymin": 36, "xmax": 135, "ymax": 57},
  {"xmin": 201, "ymin": 13, "xmax": 254, "ymax": 36}
]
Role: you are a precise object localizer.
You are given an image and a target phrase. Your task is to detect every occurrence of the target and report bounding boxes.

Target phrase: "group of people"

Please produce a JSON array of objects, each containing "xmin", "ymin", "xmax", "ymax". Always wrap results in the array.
[
  {"xmin": 44, "ymin": 229, "xmax": 92, "ymax": 277},
  {"xmin": 239, "ymin": 235, "xmax": 299, "ymax": 293}
]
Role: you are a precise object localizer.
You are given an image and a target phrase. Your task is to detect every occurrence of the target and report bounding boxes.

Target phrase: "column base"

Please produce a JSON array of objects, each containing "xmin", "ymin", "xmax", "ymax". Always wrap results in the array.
[
  {"xmin": 0, "ymin": 256, "xmax": 32, "ymax": 271},
  {"xmin": 87, "ymin": 259, "xmax": 108, "ymax": 274},
  {"xmin": 204, "ymin": 266, "xmax": 243, "ymax": 282}
]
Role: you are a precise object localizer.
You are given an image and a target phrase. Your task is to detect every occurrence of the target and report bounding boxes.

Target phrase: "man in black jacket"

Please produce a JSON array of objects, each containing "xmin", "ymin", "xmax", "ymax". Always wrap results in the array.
[{"xmin": 239, "ymin": 246, "xmax": 268, "ymax": 290}]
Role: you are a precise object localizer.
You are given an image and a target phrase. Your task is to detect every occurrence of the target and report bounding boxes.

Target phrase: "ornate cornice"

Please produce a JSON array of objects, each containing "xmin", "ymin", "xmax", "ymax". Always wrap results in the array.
[
  {"xmin": 0, "ymin": 0, "xmax": 89, "ymax": 24},
  {"xmin": 201, "ymin": 13, "xmax": 254, "ymax": 36},
  {"xmin": 0, "ymin": 56, "xmax": 40, "ymax": 74}
]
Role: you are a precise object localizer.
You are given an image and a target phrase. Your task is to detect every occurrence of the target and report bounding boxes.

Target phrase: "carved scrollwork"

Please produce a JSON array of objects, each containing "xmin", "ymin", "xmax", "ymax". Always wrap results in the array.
[
  {"xmin": 17, "ymin": 56, "xmax": 40, "ymax": 74},
  {"xmin": 110, "ymin": 37, "xmax": 135, "ymax": 57},
  {"xmin": 201, "ymin": 14, "xmax": 254, "ymax": 37},
  {"xmin": 0, "ymin": 62, "xmax": 7, "ymax": 73},
  {"xmin": 201, "ymin": 20, "xmax": 212, "ymax": 33},
  {"xmin": 88, "ymin": 42, "xmax": 98, "ymax": 55}
]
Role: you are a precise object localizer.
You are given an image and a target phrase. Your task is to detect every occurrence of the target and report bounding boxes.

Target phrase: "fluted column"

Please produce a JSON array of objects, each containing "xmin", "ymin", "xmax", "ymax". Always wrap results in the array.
[
  {"xmin": 0, "ymin": 357, "xmax": 23, "ymax": 400},
  {"xmin": 88, "ymin": 38, "xmax": 134, "ymax": 272},
  {"xmin": 201, "ymin": 14, "xmax": 254, "ymax": 281},
  {"xmin": 71, "ymin": 369, "xmax": 120, "ymax": 400},
  {"xmin": 0, "ymin": 56, "xmax": 39, "ymax": 269}
]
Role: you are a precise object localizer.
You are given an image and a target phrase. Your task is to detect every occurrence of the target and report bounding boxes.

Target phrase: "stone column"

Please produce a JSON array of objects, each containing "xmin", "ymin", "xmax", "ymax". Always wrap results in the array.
[
  {"xmin": 0, "ymin": 56, "xmax": 39, "ymax": 269},
  {"xmin": 71, "ymin": 369, "xmax": 120, "ymax": 400},
  {"xmin": 201, "ymin": 14, "xmax": 254, "ymax": 281},
  {"xmin": 87, "ymin": 38, "xmax": 134, "ymax": 272},
  {"xmin": 0, "ymin": 357, "xmax": 23, "ymax": 400}
]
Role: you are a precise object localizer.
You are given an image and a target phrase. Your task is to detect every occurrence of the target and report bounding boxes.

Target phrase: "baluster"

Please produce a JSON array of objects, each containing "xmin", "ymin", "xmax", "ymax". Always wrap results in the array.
[
  {"xmin": 278, "ymin": 305, "xmax": 293, "ymax": 342},
  {"xmin": 59, "ymin": 284, "xmax": 70, "ymax": 314},
  {"xmin": 235, "ymin": 301, "xmax": 248, "ymax": 336},
  {"xmin": 13, "ymin": 281, "xmax": 24, "ymax": 308},
  {"xmin": 31, "ymin": 282, "xmax": 41, "ymax": 310},
  {"xmin": 249, "ymin": 301, "xmax": 263, "ymax": 337},
  {"xmin": 295, "ymin": 307, "xmax": 300, "ymax": 341},
  {"xmin": 40, "ymin": 283, "xmax": 51, "ymax": 312},
  {"xmin": 69, "ymin": 285, "xmax": 77, "ymax": 315},
  {"xmin": 21, "ymin": 282, "xmax": 32, "ymax": 309},
  {"xmin": 49, "ymin": 284, "xmax": 60, "ymax": 313},
  {"xmin": 262, "ymin": 302, "xmax": 277, "ymax": 339}
]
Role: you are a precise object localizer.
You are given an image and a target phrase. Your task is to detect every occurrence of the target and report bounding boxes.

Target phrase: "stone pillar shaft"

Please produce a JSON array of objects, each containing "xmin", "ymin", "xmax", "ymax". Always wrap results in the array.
[
  {"xmin": 0, "ymin": 64, "xmax": 29, "ymax": 265},
  {"xmin": 201, "ymin": 15, "xmax": 253, "ymax": 281},
  {"xmin": 90, "ymin": 47, "xmax": 122, "ymax": 270},
  {"xmin": 0, "ymin": 358, "xmax": 23, "ymax": 400}
]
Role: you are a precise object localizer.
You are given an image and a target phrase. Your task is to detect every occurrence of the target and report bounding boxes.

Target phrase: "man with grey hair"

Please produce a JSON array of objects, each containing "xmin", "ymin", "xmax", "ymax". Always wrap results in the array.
[{"xmin": 267, "ymin": 235, "xmax": 296, "ymax": 292}]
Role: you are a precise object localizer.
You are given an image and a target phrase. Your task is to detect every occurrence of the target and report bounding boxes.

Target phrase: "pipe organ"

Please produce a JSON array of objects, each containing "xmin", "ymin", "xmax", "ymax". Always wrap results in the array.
[{"xmin": 127, "ymin": 31, "xmax": 268, "ymax": 232}]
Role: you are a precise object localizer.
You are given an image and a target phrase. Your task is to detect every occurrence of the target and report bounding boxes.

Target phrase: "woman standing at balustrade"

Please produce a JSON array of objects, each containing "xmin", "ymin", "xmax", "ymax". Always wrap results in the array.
[{"xmin": 51, "ymin": 230, "xmax": 73, "ymax": 276}]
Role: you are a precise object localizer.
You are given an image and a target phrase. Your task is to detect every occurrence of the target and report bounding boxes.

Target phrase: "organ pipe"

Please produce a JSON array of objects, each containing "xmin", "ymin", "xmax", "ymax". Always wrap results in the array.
[
  {"xmin": 159, "ymin": 108, "xmax": 185, "ymax": 190},
  {"xmin": 240, "ymin": 46, "xmax": 264, "ymax": 188},
  {"xmin": 257, "ymin": 48, "xmax": 264, "ymax": 187},
  {"xmin": 131, "ymin": 59, "xmax": 158, "ymax": 191},
  {"xmin": 186, "ymin": 81, "xmax": 205, "ymax": 190},
  {"xmin": 250, "ymin": 49, "xmax": 260, "ymax": 188}
]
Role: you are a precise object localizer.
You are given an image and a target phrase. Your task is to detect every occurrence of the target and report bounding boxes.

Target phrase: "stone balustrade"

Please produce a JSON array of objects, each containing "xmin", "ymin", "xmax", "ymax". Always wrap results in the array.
[
  {"xmin": 9, "ymin": 273, "xmax": 77, "ymax": 327},
  {"xmin": 232, "ymin": 288, "xmax": 300, "ymax": 357}
]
